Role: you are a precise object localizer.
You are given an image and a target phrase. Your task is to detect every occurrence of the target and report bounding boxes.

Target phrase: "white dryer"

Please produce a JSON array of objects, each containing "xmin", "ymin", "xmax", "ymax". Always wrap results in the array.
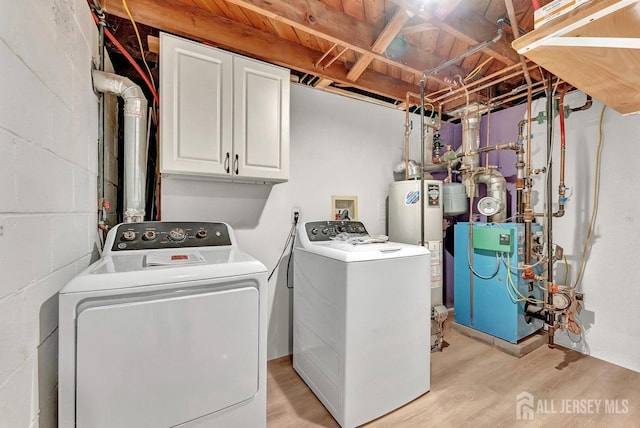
[
  {"xmin": 293, "ymin": 221, "xmax": 431, "ymax": 428},
  {"xmin": 59, "ymin": 221, "xmax": 267, "ymax": 428}
]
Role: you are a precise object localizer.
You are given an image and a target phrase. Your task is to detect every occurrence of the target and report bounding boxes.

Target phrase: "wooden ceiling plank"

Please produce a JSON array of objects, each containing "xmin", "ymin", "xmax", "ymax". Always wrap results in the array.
[
  {"xmin": 399, "ymin": 23, "xmax": 437, "ymax": 36},
  {"xmin": 269, "ymin": 18, "xmax": 301, "ymax": 43},
  {"xmin": 100, "ymin": 0, "xmax": 418, "ymax": 101},
  {"xmin": 342, "ymin": 0, "xmax": 366, "ymax": 21},
  {"xmin": 363, "ymin": 0, "xmax": 387, "ymax": 27},
  {"xmin": 190, "ymin": 0, "xmax": 224, "ymax": 14},
  {"xmin": 219, "ymin": 0, "xmax": 462, "ymax": 82},
  {"xmin": 346, "ymin": 7, "xmax": 410, "ymax": 81},
  {"xmin": 389, "ymin": 0, "xmax": 520, "ymax": 66},
  {"xmin": 433, "ymin": 0, "xmax": 464, "ymax": 20}
]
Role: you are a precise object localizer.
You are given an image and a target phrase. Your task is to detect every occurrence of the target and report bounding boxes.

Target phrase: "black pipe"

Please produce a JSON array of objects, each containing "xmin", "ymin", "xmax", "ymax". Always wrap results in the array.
[
  {"xmin": 420, "ymin": 77, "xmax": 425, "ymax": 248},
  {"xmin": 545, "ymin": 73, "xmax": 556, "ymax": 348},
  {"xmin": 525, "ymin": 302, "xmax": 547, "ymax": 322},
  {"xmin": 571, "ymin": 94, "xmax": 593, "ymax": 112}
]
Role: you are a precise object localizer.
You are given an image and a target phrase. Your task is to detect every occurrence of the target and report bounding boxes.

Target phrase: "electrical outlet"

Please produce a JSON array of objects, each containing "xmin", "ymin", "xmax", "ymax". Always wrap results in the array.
[{"xmin": 291, "ymin": 208, "xmax": 301, "ymax": 224}]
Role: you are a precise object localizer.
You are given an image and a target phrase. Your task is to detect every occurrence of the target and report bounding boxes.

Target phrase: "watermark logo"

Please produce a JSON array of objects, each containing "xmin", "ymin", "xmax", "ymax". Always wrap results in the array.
[
  {"xmin": 516, "ymin": 391, "xmax": 535, "ymax": 420},
  {"xmin": 515, "ymin": 391, "xmax": 630, "ymax": 420}
]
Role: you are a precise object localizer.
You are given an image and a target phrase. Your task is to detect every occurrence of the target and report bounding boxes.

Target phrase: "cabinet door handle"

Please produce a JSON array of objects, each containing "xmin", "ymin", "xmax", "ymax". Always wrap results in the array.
[
  {"xmin": 234, "ymin": 154, "xmax": 239, "ymax": 175},
  {"xmin": 224, "ymin": 152, "xmax": 230, "ymax": 174}
]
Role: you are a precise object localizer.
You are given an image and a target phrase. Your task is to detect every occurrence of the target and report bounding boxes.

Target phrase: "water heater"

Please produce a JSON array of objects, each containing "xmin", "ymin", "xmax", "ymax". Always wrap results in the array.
[{"xmin": 388, "ymin": 180, "xmax": 443, "ymax": 305}]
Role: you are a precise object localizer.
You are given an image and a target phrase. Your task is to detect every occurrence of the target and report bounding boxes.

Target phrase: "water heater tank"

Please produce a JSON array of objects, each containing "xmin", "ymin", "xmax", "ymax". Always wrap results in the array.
[
  {"xmin": 443, "ymin": 182, "xmax": 468, "ymax": 216},
  {"xmin": 388, "ymin": 180, "xmax": 443, "ymax": 305}
]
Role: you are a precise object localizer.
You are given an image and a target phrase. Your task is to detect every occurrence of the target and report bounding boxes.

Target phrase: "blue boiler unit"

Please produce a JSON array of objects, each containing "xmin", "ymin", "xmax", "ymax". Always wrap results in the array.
[{"xmin": 454, "ymin": 222, "xmax": 544, "ymax": 343}]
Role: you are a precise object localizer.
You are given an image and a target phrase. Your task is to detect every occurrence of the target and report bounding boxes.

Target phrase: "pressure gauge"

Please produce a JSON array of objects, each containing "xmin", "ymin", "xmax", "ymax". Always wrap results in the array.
[{"xmin": 477, "ymin": 196, "xmax": 503, "ymax": 217}]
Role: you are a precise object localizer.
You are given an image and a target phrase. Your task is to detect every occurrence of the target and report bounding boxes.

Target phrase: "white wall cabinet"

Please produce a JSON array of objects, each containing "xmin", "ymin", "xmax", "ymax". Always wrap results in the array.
[{"xmin": 160, "ymin": 33, "xmax": 289, "ymax": 182}]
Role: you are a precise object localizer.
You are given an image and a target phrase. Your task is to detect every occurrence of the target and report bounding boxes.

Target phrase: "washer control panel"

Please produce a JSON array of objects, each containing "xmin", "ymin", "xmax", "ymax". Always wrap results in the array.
[
  {"xmin": 111, "ymin": 222, "xmax": 231, "ymax": 251},
  {"xmin": 303, "ymin": 221, "xmax": 368, "ymax": 242}
]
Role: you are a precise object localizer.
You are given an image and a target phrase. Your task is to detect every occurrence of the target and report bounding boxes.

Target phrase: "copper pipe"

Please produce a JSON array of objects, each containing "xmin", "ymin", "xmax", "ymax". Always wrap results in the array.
[
  {"xmin": 427, "ymin": 61, "xmax": 526, "ymax": 100},
  {"xmin": 430, "ymin": 63, "xmax": 536, "ymax": 103},
  {"xmin": 554, "ymin": 85, "xmax": 572, "ymax": 218},
  {"xmin": 435, "ymin": 65, "xmax": 538, "ymax": 105},
  {"xmin": 524, "ymin": 76, "xmax": 533, "ymax": 265}
]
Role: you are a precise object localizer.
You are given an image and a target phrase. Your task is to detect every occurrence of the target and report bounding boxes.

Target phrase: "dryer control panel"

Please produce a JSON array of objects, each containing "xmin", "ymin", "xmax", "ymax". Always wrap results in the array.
[
  {"xmin": 110, "ymin": 222, "xmax": 232, "ymax": 251},
  {"xmin": 303, "ymin": 221, "xmax": 368, "ymax": 242}
]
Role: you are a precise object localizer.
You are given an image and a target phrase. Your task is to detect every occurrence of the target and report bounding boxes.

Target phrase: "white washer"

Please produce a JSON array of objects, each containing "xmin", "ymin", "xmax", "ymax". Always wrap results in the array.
[
  {"xmin": 293, "ymin": 221, "xmax": 431, "ymax": 428},
  {"xmin": 59, "ymin": 221, "xmax": 267, "ymax": 428}
]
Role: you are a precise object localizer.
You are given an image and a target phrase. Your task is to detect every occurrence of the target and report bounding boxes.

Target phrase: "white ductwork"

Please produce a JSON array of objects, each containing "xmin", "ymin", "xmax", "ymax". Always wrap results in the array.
[
  {"xmin": 475, "ymin": 170, "xmax": 507, "ymax": 222},
  {"xmin": 393, "ymin": 160, "xmax": 421, "ymax": 179},
  {"xmin": 92, "ymin": 69, "xmax": 148, "ymax": 223},
  {"xmin": 459, "ymin": 107, "xmax": 508, "ymax": 222},
  {"xmin": 461, "ymin": 112, "xmax": 480, "ymax": 171}
]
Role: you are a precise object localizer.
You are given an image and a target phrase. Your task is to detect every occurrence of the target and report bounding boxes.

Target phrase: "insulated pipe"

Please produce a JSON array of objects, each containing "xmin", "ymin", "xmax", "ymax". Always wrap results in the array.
[
  {"xmin": 475, "ymin": 170, "xmax": 508, "ymax": 222},
  {"xmin": 461, "ymin": 112, "xmax": 481, "ymax": 170},
  {"xmin": 92, "ymin": 70, "xmax": 148, "ymax": 223}
]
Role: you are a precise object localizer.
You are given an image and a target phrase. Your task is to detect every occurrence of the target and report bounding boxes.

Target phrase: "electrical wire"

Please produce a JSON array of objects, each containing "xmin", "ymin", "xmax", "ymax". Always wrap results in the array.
[
  {"xmin": 501, "ymin": 253, "xmax": 547, "ymax": 271},
  {"xmin": 464, "ymin": 57, "xmax": 493, "ymax": 82},
  {"xmin": 466, "ymin": 242, "xmax": 501, "ymax": 279},
  {"xmin": 573, "ymin": 105, "xmax": 607, "ymax": 288},
  {"xmin": 121, "ymin": 0, "xmax": 156, "ymax": 91},
  {"xmin": 504, "ymin": 252, "xmax": 545, "ymax": 303},
  {"xmin": 285, "ymin": 232, "xmax": 296, "ymax": 289},
  {"xmin": 268, "ymin": 219, "xmax": 298, "ymax": 282},
  {"xmin": 91, "ymin": 11, "xmax": 160, "ymax": 105}
]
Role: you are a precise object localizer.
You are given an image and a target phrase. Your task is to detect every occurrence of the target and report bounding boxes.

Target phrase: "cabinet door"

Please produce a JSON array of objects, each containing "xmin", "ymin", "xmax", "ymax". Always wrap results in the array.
[
  {"xmin": 233, "ymin": 57, "xmax": 290, "ymax": 182},
  {"xmin": 160, "ymin": 33, "xmax": 233, "ymax": 176}
]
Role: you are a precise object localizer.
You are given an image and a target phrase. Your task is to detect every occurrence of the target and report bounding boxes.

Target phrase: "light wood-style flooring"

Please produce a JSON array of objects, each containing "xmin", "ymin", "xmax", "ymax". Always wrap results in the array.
[{"xmin": 267, "ymin": 324, "xmax": 640, "ymax": 427}]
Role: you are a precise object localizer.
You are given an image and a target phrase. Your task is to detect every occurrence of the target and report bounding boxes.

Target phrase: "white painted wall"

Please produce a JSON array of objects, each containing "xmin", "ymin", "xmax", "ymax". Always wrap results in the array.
[
  {"xmin": 0, "ymin": 1, "xmax": 113, "ymax": 426},
  {"xmin": 162, "ymin": 84, "xmax": 424, "ymax": 359},
  {"xmin": 528, "ymin": 93, "xmax": 640, "ymax": 373}
]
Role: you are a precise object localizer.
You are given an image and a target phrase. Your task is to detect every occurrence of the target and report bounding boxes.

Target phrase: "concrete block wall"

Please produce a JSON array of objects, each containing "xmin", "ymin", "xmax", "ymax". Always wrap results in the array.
[{"xmin": 0, "ymin": 0, "xmax": 115, "ymax": 426}]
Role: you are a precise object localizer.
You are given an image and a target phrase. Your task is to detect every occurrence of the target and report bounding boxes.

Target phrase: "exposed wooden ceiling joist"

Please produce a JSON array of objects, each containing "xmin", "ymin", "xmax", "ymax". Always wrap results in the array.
[
  {"xmin": 209, "ymin": 0, "xmax": 465, "ymax": 81},
  {"xmin": 389, "ymin": 0, "xmax": 521, "ymax": 66},
  {"xmin": 100, "ymin": 0, "xmax": 420, "ymax": 101},
  {"xmin": 100, "ymin": 0, "xmax": 545, "ymax": 111},
  {"xmin": 346, "ymin": 6, "xmax": 410, "ymax": 81}
]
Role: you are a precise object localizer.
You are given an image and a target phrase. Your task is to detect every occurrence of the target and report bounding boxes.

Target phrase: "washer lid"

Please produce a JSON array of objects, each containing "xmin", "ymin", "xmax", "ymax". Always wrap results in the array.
[
  {"xmin": 60, "ymin": 248, "xmax": 266, "ymax": 294},
  {"xmin": 296, "ymin": 241, "xmax": 429, "ymax": 262}
]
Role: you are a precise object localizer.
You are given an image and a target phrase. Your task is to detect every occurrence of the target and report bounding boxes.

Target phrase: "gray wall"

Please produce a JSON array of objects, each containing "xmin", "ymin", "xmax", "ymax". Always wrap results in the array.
[{"xmin": 0, "ymin": 0, "xmax": 116, "ymax": 425}]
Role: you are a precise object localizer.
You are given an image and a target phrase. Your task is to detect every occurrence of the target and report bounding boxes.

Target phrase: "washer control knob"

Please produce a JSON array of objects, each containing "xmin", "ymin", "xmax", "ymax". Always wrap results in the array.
[
  {"xmin": 311, "ymin": 228, "xmax": 318, "ymax": 235},
  {"xmin": 196, "ymin": 229, "xmax": 208, "ymax": 239},
  {"xmin": 322, "ymin": 228, "xmax": 329, "ymax": 235},
  {"xmin": 122, "ymin": 230, "xmax": 136, "ymax": 241},
  {"xmin": 142, "ymin": 230, "xmax": 156, "ymax": 241},
  {"xmin": 168, "ymin": 228, "xmax": 186, "ymax": 242}
]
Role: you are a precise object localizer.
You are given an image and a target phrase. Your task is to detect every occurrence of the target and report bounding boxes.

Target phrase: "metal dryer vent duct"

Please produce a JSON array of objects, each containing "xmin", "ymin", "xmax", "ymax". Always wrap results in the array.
[{"xmin": 92, "ymin": 69, "xmax": 148, "ymax": 223}]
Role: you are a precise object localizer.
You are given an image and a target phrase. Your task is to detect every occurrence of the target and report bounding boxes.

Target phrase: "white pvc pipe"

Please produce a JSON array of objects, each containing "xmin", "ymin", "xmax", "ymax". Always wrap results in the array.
[{"xmin": 92, "ymin": 69, "xmax": 148, "ymax": 223}]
